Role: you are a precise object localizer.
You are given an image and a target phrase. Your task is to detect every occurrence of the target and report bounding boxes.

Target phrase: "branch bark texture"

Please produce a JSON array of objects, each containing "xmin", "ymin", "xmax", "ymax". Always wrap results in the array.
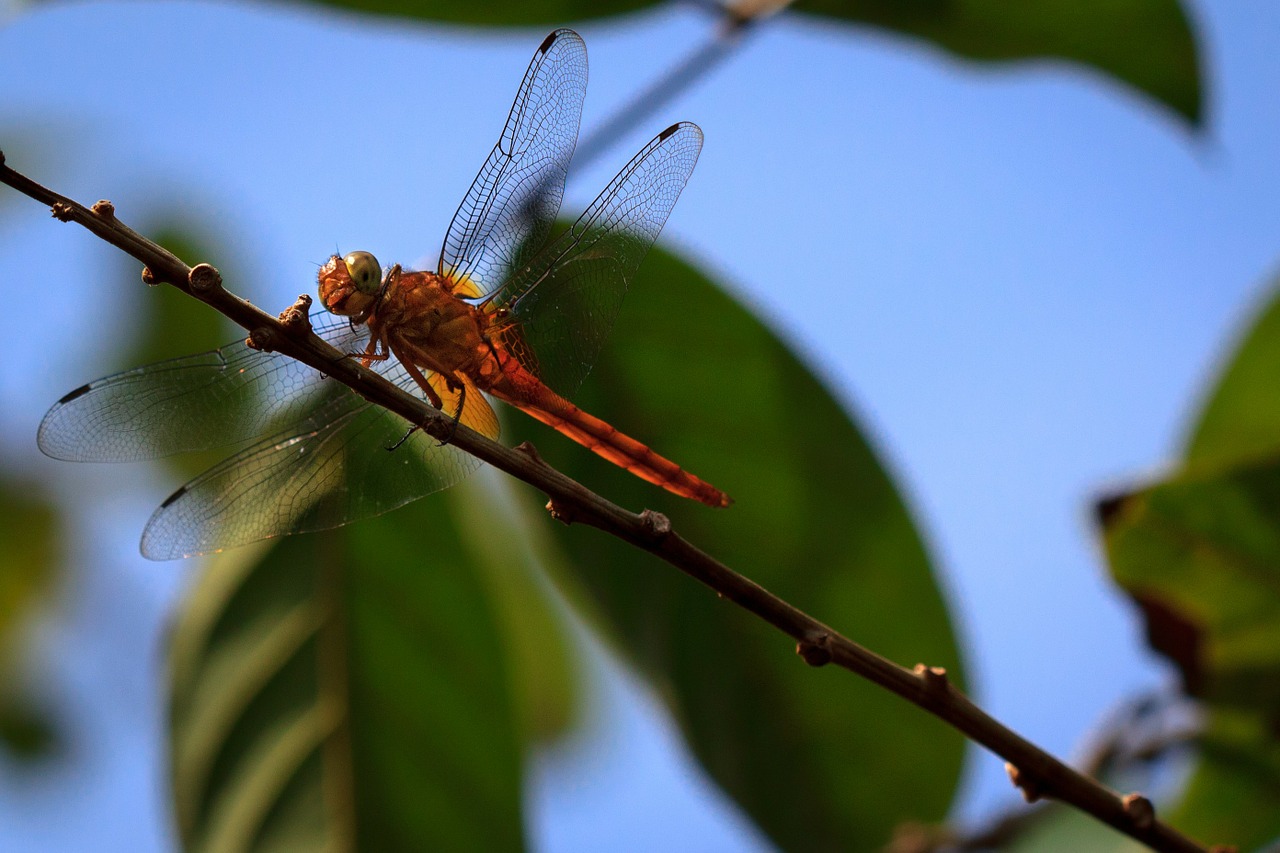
[{"xmin": 0, "ymin": 152, "xmax": 1224, "ymax": 853}]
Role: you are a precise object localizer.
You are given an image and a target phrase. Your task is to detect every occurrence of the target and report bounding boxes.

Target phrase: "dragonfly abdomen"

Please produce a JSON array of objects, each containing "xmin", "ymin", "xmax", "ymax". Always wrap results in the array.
[{"xmin": 487, "ymin": 363, "xmax": 731, "ymax": 508}]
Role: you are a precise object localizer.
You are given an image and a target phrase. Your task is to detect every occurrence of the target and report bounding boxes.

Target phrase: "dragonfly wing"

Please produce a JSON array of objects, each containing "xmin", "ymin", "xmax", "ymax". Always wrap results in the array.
[
  {"xmin": 491, "ymin": 122, "xmax": 703, "ymax": 397},
  {"xmin": 426, "ymin": 372, "xmax": 501, "ymax": 439},
  {"xmin": 38, "ymin": 316, "xmax": 368, "ymax": 462},
  {"xmin": 438, "ymin": 28, "xmax": 587, "ymax": 296},
  {"xmin": 140, "ymin": 364, "xmax": 483, "ymax": 559}
]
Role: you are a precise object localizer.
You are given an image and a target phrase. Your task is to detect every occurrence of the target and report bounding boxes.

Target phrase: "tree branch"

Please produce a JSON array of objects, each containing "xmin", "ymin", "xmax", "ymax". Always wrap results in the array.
[
  {"xmin": 574, "ymin": 19, "xmax": 748, "ymax": 170},
  {"xmin": 573, "ymin": 4, "xmax": 762, "ymax": 171},
  {"xmin": 0, "ymin": 152, "xmax": 1225, "ymax": 853},
  {"xmin": 892, "ymin": 690, "xmax": 1204, "ymax": 852}
]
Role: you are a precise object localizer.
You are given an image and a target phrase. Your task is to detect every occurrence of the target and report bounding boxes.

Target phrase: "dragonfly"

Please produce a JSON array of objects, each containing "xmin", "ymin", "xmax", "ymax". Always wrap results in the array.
[{"xmin": 38, "ymin": 28, "xmax": 731, "ymax": 560}]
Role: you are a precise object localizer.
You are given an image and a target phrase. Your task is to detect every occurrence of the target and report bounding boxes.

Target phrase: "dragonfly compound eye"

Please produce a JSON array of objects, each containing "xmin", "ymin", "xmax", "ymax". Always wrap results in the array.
[{"xmin": 343, "ymin": 251, "xmax": 383, "ymax": 295}]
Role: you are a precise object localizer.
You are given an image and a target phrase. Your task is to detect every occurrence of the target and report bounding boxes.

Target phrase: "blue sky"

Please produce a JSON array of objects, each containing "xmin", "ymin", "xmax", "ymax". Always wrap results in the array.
[{"xmin": 1, "ymin": 1, "xmax": 1278, "ymax": 849}]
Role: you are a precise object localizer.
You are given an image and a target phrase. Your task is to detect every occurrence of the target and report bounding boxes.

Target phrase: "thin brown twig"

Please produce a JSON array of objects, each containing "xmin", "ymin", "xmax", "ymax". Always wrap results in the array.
[
  {"xmin": 892, "ymin": 691, "xmax": 1205, "ymax": 852},
  {"xmin": 573, "ymin": 1, "xmax": 804, "ymax": 172},
  {"xmin": 0, "ymin": 153, "xmax": 1226, "ymax": 853}
]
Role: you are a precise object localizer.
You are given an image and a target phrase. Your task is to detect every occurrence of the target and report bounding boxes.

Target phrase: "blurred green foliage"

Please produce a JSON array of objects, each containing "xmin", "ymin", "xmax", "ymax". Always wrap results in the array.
[
  {"xmin": 169, "ymin": 494, "xmax": 532, "ymax": 852},
  {"xmin": 507, "ymin": 245, "xmax": 966, "ymax": 849},
  {"xmin": 286, "ymin": 0, "xmax": 651, "ymax": 26},
  {"xmin": 1100, "ymin": 269, "xmax": 1280, "ymax": 849},
  {"xmin": 0, "ymin": 481, "xmax": 59, "ymax": 760},
  {"xmin": 269, "ymin": 0, "xmax": 1201, "ymax": 125},
  {"xmin": 161, "ymin": 236, "xmax": 964, "ymax": 851},
  {"xmin": 13, "ymin": 0, "xmax": 1221, "ymax": 847},
  {"xmin": 795, "ymin": 0, "xmax": 1202, "ymax": 125},
  {"xmin": 1006, "ymin": 803, "xmax": 1147, "ymax": 853}
]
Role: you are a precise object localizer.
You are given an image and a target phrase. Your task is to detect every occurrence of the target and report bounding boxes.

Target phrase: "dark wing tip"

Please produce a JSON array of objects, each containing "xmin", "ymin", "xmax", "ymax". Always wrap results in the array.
[
  {"xmin": 159, "ymin": 484, "xmax": 188, "ymax": 509},
  {"xmin": 57, "ymin": 383, "xmax": 92, "ymax": 405},
  {"xmin": 539, "ymin": 28, "xmax": 583, "ymax": 55},
  {"xmin": 658, "ymin": 122, "xmax": 702, "ymax": 142},
  {"xmin": 540, "ymin": 29, "xmax": 567, "ymax": 53}
]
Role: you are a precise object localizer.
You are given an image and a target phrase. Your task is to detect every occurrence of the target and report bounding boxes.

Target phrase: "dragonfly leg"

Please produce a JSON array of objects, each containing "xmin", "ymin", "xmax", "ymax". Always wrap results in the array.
[
  {"xmin": 390, "ymin": 347, "xmax": 445, "ymax": 409},
  {"xmin": 383, "ymin": 342, "xmax": 459, "ymax": 448},
  {"xmin": 438, "ymin": 382, "xmax": 465, "ymax": 447},
  {"xmin": 347, "ymin": 335, "xmax": 390, "ymax": 368},
  {"xmin": 386, "ymin": 422, "xmax": 419, "ymax": 452}
]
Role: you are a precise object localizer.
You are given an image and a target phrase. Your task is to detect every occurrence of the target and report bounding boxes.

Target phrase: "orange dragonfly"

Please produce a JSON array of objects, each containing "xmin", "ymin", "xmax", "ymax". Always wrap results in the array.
[{"xmin": 38, "ymin": 28, "xmax": 730, "ymax": 560}]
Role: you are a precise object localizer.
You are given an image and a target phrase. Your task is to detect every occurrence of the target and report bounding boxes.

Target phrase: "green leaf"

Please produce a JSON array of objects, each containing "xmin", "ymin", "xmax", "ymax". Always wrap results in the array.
[
  {"xmin": 1098, "ymin": 269, "xmax": 1280, "ymax": 849},
  {"xmin": 506, "ymin": 246, "xmax": 966, "ymax": 850},
  {"xmin": 169, "ymin": 491, "xmax": 530, "ymax": 852},
  {"xmin": 1102, "ymin": 460, "xmax": 1280, "ymax": 709},
  {"xmin": 450, "ymin": 478, "xmax": 582, "ymax": 743},
  {"xmin": 1184, "ymin": 274, "xmax": 1280, "ymax": 466},
  {"xmin": 1006, "ymin": 803, "xmax": 1145, "ymax": 853},
  {"xmin": 0, "ymin": 478, "xmax": 59, "ymax": 760},
  {"xmin": 794, "ymin": 0, "xmax": 1203, "ymax": 126},
  {"xmin": 0, "ymin": 483, "xmax": 57, "ymax": 659},
  {"xmin": 277, "ymin": 0, "xmax": 654, "ymax": 26},
  {"xmin": 1172, "ymin": 708, "xmax": 1280, "ymax": 844},
  {"xmin": 112, "ymin": 0, "xmax": 1200, "ymax": 126},
  {"xmin": 1099, "ymin": 459, "xmax": 1280, "ymax": 849},
  {"xmin": 0, "ymin": 698, "xmax": 56, "ymax": 760}
]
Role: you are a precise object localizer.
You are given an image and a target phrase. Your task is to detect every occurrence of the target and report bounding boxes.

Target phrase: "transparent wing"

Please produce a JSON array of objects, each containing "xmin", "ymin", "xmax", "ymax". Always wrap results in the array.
[
  {"xmin": 38, "ymin": 316, "xmax": 368, "ymax": 462},
  {"xmin": 140, "ymin": 388, "xmax": 482, "ymax": 560},
  {"xmin": 487, "ymin": 122, "xmax": 703, "ymax": 397},
  {"xmin": 426, "ymin": 372, "xmax": 501, "ymax": 439},
  {"xmin": 44, "ymin": 313, "xmax": 498, "ymax": 557},
  {"xmin": 438, "ymin": 28, "xmax": 587, "ymax": 296}
]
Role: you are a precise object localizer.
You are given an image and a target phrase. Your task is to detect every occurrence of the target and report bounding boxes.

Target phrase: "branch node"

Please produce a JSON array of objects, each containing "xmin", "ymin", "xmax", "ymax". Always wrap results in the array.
[
  {"xmin": 246, "ymin": 326, "xmax": 278, "ymax": 353},
  {"xmin": 797, "ymin": 632, "xmax": 833, "ymax": 667},
  {"xmin": 0, "ymin": 150, "xmax": 5, "ymax": 167},
  {"xmin": 51, "ymin": 202, "xmax": 74, "ymax": 222},
  {"xmin": 189, "ymin": 263, "xmax": 223, "ymax": 293},
  {"xmin": 639, "ymin": 509, "xmax": 672, "ymax": 539},
  {"xmin": 545, "ymin": 498, "xmax": 577, "ymax": 526},
  {"xmin": 91, "ymin": 199, "xmax": 115, "ymax": 220},
  {"xmin": 914, "ymin": 663, "xmax": 949, "ymax": 696},
  {"xmin": 141, "ymin": 266, "xmax": 159, "ymax": 287},
  {"xmin": 1121, "ymin": 793, "xmax": 1154, "ymax": 830},
  {"xmin": 1005, "ymin": 763, "xmax": 1043, "ymax": 803},
  {"xmin": 278, "ymin": 294, "xmax": 314, "ymax": 334},
  {"xmin": 514, "ymin": 443, "xmax": 576, "ymax": 526},
  {"xmin": 514, "ymin": 440, "xmax": 545, "ymax": 465}
]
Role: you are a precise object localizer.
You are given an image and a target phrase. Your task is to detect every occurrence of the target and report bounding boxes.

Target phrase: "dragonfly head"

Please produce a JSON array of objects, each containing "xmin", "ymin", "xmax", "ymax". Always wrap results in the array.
[{"xmin": 319, "ymin": 251, "xmax": 384, "ymax": 320}]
